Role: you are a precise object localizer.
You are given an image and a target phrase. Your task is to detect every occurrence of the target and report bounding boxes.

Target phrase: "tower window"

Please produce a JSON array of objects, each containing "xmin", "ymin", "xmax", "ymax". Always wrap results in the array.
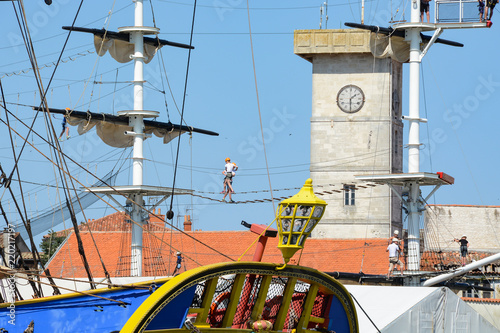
[{"xmin": 343, "ymin": 184, "xmax": 356, "ymax": 206}]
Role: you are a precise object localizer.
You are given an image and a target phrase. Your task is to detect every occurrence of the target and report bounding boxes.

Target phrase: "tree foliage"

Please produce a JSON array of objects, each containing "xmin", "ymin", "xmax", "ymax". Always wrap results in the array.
[{"xmin": 39, "ymin": 230, "xmax": 66, "ymax": 265}]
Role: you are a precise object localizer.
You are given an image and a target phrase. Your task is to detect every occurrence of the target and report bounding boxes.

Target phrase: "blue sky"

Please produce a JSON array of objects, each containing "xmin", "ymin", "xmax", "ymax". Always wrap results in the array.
[{"xmin": 0, "ymin": 0, "xmax": 499, "ymax": 242}]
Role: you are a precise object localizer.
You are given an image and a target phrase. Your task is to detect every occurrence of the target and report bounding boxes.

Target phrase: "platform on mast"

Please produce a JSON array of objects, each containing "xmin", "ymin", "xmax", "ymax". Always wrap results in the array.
[
  {"xmin": 392, "ymin": 21, "xmax": 488, "ymax": 31},
  {"xmin": 355, "ymin": 172, "xmax": 454, "ymax": 187},
  {"xmin": 85, "ymin": 185, "xmax": 193, "ymax": 196}
]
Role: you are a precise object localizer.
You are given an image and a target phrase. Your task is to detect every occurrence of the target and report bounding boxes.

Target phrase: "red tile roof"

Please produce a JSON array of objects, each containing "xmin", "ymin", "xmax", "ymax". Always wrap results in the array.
[
  {"xmin": 462, "ymin": 297, "xmax": 500, "ymax": 303},
  {"xmin": 420, "ymin": 250, "xmax": 500, "ymax": 272},
  {"xmin": 46, "ymin": 215, "xmax": 392, "ymax": 278},
  {"xmin": 52, "ymin": 211, "xmax": 167, "ymax": 236},
  {"xmin": 46, "ymin": 212, "xmax": 500, "ymax": 279}
]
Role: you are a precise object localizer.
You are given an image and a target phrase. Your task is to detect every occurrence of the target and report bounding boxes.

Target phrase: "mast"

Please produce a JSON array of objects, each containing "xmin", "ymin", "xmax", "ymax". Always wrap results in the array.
[
  {"xmin": 354, "ymin": 1, "xmax": 488, "ymax": 284},
  {"xmin": 405, "ymin": 0, "xmax": 423, "ymax": 273},
  {"xmin": 130, "ymin": 0, "xmax": 146, "ymax": 277},
  {"xmin": 117, "ymin": 0, "xmax": 161, "ymax": 277},
  {"xmin": 74, "ymin": 0, "xmax": 208, "ymax": 277}
]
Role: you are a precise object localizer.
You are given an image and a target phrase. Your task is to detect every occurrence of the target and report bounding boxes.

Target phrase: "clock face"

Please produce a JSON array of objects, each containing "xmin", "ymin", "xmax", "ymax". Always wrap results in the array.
[{"xmin": 336, "ymin": 85, "xmax": 365, "ymax": 113}]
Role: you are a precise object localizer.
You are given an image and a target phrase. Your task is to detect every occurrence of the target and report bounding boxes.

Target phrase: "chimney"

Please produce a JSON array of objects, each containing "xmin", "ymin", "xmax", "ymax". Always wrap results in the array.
[
  {"xmin": 184, "ymin": 215, "xmax": 192, "ymax": 232},
  {"xmin": 149, "ymin": 208, "xmax": 165, "ymax": 223}
]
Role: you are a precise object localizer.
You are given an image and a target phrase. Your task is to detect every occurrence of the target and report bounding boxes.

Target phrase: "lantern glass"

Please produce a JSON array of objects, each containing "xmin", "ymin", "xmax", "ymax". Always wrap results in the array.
[
  {"xmin": 296, "ymin": 205, "xmax": 312, "ymax": 217},
  {"xmin": 312, "ymin": 206, "xmax": 324, "ymax": 217},
  {"xmin": 277, "ymin": 203, "xmax": 322, "ymax": 247},
  {"xmin": 304, "ymin": 220, "xmax": 317, "ymax": 233},
  {"xmin": 276, "ymin": 179, "xmax": 327, "ymax": 265}
]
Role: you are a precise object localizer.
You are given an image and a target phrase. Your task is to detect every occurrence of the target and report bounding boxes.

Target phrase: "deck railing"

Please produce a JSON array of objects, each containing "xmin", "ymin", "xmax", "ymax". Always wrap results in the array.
[{"xmin": 435, "ymin": 0, "xmax": 483, "ymax": 22}]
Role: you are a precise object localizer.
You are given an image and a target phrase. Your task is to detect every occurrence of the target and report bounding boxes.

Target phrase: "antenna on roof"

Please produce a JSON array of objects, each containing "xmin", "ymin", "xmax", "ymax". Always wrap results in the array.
[
  {"xmin": 361, "ymin": 0, "xmax": 365, "ymax": 24},
  {"xmin": 319, "ymin": 1, "xmax": 328, "ymax": 29}
]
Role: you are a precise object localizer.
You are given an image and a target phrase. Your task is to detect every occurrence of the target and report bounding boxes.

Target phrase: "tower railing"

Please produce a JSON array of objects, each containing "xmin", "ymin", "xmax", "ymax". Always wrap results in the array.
[{"xmin": 435, "ymin": 0, "xmax": 483, "ymax": 23}]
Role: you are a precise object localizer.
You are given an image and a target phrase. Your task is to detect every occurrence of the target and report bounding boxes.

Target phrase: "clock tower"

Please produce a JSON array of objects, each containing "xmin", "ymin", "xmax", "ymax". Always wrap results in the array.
[{"xmin": 294, "ymin": 29, "xmax": 403, "ymax": 239}]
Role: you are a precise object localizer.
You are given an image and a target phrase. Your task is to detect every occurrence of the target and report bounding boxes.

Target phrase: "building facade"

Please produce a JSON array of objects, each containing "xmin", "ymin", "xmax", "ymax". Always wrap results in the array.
[
  {"xmin": 425, "ymin": 204, "xmax": 500, "ymax": 253},
  {"xmin": 294, "ymin": 29, "xmax": 403, "ymax": 239}
]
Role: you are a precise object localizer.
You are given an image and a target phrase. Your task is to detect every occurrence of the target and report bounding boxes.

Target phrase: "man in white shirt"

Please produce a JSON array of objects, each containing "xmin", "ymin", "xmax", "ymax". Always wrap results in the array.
[
  {"xmin": 386, "ymin": 238, "xmax": 404, "ymax": 278},
  {"xmin": 222, "ymin": 157, "xmax": 237, "ymax": 203}
]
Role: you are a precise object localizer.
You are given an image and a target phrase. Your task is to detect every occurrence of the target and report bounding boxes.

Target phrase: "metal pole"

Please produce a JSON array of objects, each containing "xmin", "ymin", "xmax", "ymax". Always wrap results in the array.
[
  {"xmin": 325, "ymin": 0, "xmax": 328, "ymax": 29},
  {"xmin": 361, "ymin": 0, "xmax": 365, "ymax": 24},
  {"xmin": 130, "ymin": 0, "xmax": 145, "ymax": 277},
  {"xmin": 423, "ymin": 252, "xmax": 500, "ymax": 287},
  {"xmin": 406, "ymin": 0, "xmax": 423, "ymax": 274}
]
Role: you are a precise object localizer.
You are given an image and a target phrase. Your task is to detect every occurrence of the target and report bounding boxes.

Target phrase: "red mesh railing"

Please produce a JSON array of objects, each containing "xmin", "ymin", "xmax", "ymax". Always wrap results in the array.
[{"xmin": 191, "ymin": 275, "xmax": 330, "ymax": 331}]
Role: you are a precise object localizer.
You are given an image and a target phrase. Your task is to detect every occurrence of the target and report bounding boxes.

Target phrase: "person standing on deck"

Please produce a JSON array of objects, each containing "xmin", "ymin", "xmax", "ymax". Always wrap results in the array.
[
  {"xmin": 454, "ymin": 235, "xmax": 469, "ymax": 266},
  {"xmin": 172, "ymin": 251, "xmax": 183, "ymax": 275},
  {"xmin": 388, "ymin": 230, "xmax": 404, "ymax": 264},
  {"xmin": 484, "ymin": 0, "xmax": 498, "ymax": 21},
  {"xmin": 387, "ymin": 238, "xmax": 404, "ymax": 278},
  {"xmin": 420, "ymin": 0, "xmax": 432, "ymax": 22},
  {"xmin": 479, "ymin": 0, "xmax": 485, "ymax": 22}
]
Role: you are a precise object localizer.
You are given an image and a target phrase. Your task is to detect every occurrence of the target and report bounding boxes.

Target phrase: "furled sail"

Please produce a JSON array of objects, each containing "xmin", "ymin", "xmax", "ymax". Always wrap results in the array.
[
  {"xmin": 67, "ymin": 116, "xmax": 186, "ymax": 148},
  {"xmin": 344, "ymin": 22, "xmax": 463, "ymax": 62},
  {"xmin": 62, "ymin": 26, "xmax": 194, "ymax": 64},
  {"xmin": 13, "ymin": 171, "xmax": 118, "ymax": 240},
  {"xmin": 94, "ymin": 35, "xmax": 159, "ymax": 64},
  {"xmin": 370, "ymin": 33, "xmax": 411, "ymax": 63},
  {"xmin": 32, "ymin": 107, "xmax": 218, "ymax": 148}
]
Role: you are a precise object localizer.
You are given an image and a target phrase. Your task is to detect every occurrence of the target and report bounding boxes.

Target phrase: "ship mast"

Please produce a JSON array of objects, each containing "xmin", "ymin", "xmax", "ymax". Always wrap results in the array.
[
  {"xmin": 84, "ymin": 0, "xmax": 195, "ymax": 277},
  {"xmin": 405, "ymin": 0, "xmax": 424, "ymax": 274},
  {"xmin": 113, "ymin": 0, "xmax": 198, "ymax": 277},
  {"xmin": 30, "ymin": 0, "xmax": 217, "ymax": 278},
  {"xmin": 352, "ymin": 0, "xmax": 493, "ymax": 284},
  {"xmin": 106, "ymin": 0, "xmax": 157, "ymax": 277},
  {"xmin": 128, "ymin": 0, "xmax": 148, "ymax": 277}
]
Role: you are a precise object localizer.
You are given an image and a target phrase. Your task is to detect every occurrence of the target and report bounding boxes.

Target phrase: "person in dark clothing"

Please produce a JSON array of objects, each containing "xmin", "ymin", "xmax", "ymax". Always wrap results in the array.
[
  {"xmin": 172, "ymin": 251, "xmax": 183, "ymax": 275},
  {"xmin": 420, "ymin": 0, "xmax": 432, "ymax": 22},
  {"xmin": 485, "ymin": 0, "xmax": 499, "ymax": 21},
  {"xmin": 479, "ymin": 0, "xmax": 485, "ymax": 22},
  {"xmin": 454, "ymin": 235, "xmax": 469, "ymax": 266},
  {"xmin": 58, "ymin": 115, "xmax": 70, "ymax": 141}
]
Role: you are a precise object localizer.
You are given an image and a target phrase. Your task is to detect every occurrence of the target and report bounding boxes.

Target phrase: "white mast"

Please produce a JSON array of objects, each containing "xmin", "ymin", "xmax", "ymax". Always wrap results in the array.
[
  {"xmin": 84, "ymin": 0, "xmax": 198, "ymax": 277},
  {"xmin": 357, "ymin": 0, "xmax": 439, "ymax": 279},
  {"xmin": 405, "ymin": 0, "xmax": 423, "ymax": 273},
  {"xmin": 130, "ymin": 0, "xmax": 146, "ymax": 277},
  {"xmin": 356, "ymin": 1, "xmax": 488, "ymax": 284},
  {"xmin": 117, "ymin": 0, "xmax": 162, "ymax": 277}
]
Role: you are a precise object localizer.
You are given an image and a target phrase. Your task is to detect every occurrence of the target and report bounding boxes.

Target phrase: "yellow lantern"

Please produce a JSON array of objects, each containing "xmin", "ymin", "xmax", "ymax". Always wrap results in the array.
[{"xmin": 276, "ymin": 178, "xmax": 327, "ymax": 267}]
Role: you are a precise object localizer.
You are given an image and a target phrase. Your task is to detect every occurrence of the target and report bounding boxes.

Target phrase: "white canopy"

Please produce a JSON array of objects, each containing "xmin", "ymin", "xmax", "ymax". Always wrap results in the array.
[{"xmin": 346, "ymin": 285, "xmax": 499, "ymax": 333}]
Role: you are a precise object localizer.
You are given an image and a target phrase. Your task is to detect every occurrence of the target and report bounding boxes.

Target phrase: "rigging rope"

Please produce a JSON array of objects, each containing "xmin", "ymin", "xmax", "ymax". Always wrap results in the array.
[
  {"xmin": 246, "ymin": 0, "xmax": 276, "ymax": 215},
  {"xmin": 237, "ymin": 206, "xmax": 283, "ymax": 262},
  {"xmin": 359, "ymin": 32, "xmax": 390, "ymax": 274},
  {"xmin": 426, "ymin": 60, "xmax": 500, "ymax": 249},
  {"xmin": 168, "ymin": 0, "xmax": 198, "ymax": 220},
  {"xmin": 2, "ymin": 268, "xmax": 127, "ymax": 305},
  {"xmin": 1, "ymin": 108, "xmax": 234, "ymax": 264},
  {"xmin": 0, "ymin": 50, "xmax": 95, "ymax": 80}
]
